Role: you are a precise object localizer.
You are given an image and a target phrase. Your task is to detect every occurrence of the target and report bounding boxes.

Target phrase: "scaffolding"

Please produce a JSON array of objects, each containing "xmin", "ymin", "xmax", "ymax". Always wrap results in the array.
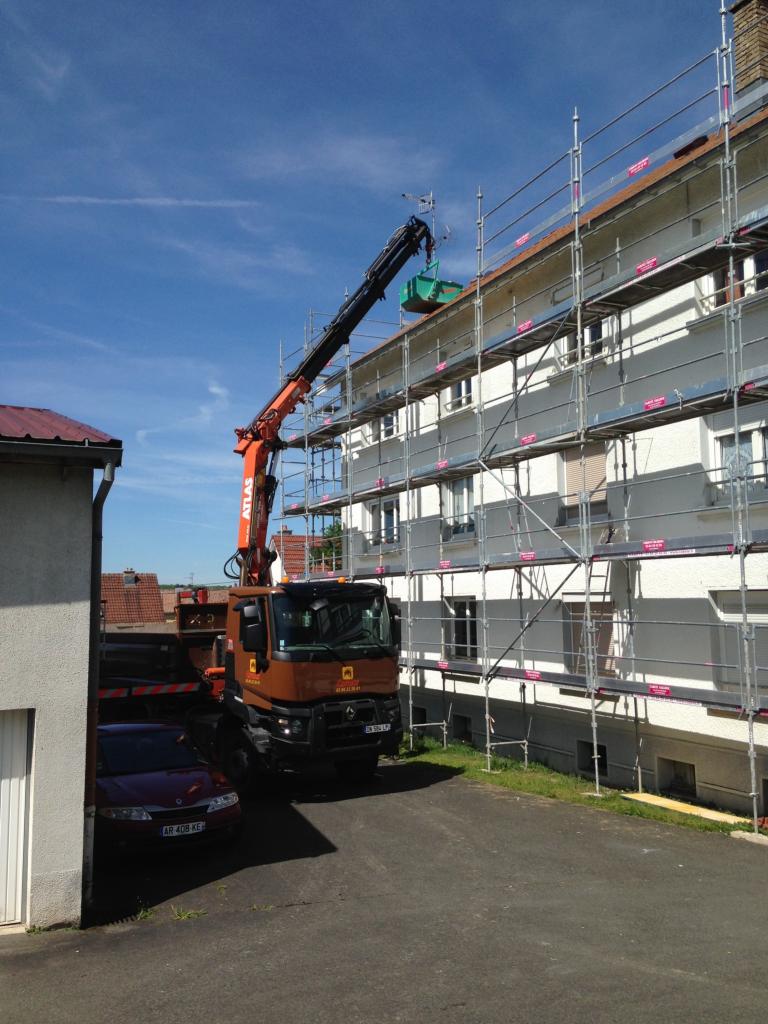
[{"xmin": 277, "ymin": 5, "xmax": 768, "ymax": 830}]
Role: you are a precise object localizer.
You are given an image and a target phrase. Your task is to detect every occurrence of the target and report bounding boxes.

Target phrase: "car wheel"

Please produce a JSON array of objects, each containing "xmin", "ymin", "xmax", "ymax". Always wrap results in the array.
[{"xmin": 220, "ymin": 732, "xmax": 261, "ymax": 794}]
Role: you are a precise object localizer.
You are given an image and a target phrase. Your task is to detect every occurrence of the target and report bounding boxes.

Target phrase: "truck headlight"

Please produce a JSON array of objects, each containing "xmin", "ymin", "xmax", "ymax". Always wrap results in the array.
[
  {"xmin": 98, "ymin": 806, "xmax": 151, "ymax": 821},
  {"xmin": 290, "ymin": 719, "xmax": 305, "ymax": 736},
  {"xmin": 207, "ymin": 792, "xmax": 239, "ymax": 813}
]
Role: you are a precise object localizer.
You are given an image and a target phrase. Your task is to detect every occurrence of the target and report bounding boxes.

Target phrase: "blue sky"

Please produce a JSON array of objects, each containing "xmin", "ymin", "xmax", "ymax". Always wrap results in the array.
[{"xmin": 1, "ymin": 0, "xmax": 726, "ymax": 582}]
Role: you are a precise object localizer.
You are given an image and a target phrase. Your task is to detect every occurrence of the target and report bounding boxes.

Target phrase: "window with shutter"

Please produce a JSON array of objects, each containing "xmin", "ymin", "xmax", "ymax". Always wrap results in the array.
[
  {"xmin": 563, "ymin": 443, "xmax": 607, "ymax": 510},
  {"xmin": 566, "ymin": 602, "xmax": 616, "ymax": 677}
]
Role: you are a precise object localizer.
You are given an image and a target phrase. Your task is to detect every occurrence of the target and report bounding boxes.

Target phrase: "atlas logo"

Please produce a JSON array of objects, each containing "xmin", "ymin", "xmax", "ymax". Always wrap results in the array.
[{"xmin": 241, "ymin": 478, "xmax": 253, "ymax": 521}]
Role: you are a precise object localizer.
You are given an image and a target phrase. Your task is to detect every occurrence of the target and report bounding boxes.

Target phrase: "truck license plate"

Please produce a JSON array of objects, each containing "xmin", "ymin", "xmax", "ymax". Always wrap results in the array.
[
  {"xmin": 161, "ymin": 821, "xmax": 205, "ymax": 837},
  {"xmin": 363, "ymin": 723, "xmax": 391, "ymax": 734}
]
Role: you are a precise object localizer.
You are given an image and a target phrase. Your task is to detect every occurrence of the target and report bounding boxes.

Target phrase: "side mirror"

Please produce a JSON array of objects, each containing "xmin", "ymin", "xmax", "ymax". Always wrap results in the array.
[
  {"xmin": 388, "ymin": 601, "xmax": 401, "ymax": 650},
  {"xmin": 242, "ymin": 621, "xmax": 267, "ymax": 654}
]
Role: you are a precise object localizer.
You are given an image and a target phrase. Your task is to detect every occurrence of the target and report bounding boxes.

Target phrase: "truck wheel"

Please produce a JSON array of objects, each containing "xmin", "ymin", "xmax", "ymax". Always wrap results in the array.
[
  {"xmin": 335, "ymin": 754, "xmax": 379, "ymax": 782},
  {"xmin": 220, "ymin": 732, "xmax": 261, "ymax": 794}
]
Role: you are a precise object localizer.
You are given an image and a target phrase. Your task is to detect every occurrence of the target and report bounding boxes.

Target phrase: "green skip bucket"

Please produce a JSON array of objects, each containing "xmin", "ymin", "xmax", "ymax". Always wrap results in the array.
[{"xmin": 400, "ymin": 260, "xmax": 463, "ymax": 314}]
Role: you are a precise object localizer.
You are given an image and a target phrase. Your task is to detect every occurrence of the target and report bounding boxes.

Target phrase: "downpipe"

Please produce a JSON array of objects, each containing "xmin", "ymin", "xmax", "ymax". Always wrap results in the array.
[{"xmin": 82, "ymin": 461, "xmax": 115, "ymax": 912}]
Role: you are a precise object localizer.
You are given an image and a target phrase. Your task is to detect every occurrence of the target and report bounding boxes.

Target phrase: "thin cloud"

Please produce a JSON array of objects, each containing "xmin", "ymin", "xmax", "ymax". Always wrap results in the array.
[
  {"xmin": 158, "ymin": 234, "xmax": 314, "ymax": 289},
  {"xmin": 0, "ymin": 194, "xmax": 261, "ymax": 209},
  {"xmin": 241, "ymin": 131, "xmax": 442, "ymax": 193}
]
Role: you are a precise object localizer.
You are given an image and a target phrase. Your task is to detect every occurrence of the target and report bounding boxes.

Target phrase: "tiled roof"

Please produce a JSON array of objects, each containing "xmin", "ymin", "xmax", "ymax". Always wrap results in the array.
[
  {"xmin": 269, "ymin": 533, "xmax": 324, "ymax": 575},
  {"xmin": 0, "ymin": 405, "xmax": 120, "ymax": 446},
  {"xmin": 101, "ymin": 573, "xmax": 165, "ymax": 625}
]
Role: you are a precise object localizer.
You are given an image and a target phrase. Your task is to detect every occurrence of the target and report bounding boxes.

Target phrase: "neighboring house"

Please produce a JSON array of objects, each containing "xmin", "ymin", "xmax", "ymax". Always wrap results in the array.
[
  {"xmin": 277, "ymin": 4, "xmax": 768, "ymax": 816},
  {"xmin": 269, "ymin": 527, "xmax": 327, "ymax": 580},
  {"xmin": 160, "ymin": 588, "xmax": 228, "ymax": 622},
  {"xmin": 101, "ymin": 570, "xmax": 164, "ymax": 627},
  {"xmin": 0, "ymin": 405, "xmax": 121, "ymax": 928}
]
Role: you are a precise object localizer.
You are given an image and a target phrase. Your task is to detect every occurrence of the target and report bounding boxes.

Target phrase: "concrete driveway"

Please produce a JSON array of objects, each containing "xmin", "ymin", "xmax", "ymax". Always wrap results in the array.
[{"xmin": 1, "ymin": 760, "xmax": 764, "ymax": 1024}]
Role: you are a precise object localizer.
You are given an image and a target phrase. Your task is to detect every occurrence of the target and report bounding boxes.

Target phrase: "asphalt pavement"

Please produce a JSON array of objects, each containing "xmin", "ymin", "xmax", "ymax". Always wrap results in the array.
[{"xmin": 1, "ymin": 760, "xmax": 765, "ymax": 1024}]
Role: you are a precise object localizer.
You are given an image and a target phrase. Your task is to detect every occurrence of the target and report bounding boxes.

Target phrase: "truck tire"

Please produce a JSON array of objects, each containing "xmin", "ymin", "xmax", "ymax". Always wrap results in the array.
[
  {"xmin": 219, "ymin": 729, "xmax": 262, "ymax": 795},
  {"xmin": 335, "ymin": 753, "xmax": 379, "ymax": 782}
]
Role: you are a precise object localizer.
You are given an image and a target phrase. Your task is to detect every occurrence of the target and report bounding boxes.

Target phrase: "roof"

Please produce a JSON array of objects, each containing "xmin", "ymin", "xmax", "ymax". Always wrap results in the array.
[
  {"xmin": 101, "ymin": 573, "xmax": 165, "ymax": 625},
  {"xmin": 0, "ymin": 405, "xmax": 119, "ymax": 445},
  {"xmin": 0, "ymin": 405, "xmax": 122, "ymax": 467},
  {"xmin": 269, "ymin": 533, "xmax": 324, "ymax": 576}
]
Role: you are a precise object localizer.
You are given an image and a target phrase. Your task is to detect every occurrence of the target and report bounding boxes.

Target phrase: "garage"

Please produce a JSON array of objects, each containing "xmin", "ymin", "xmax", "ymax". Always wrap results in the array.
[{"xmin": 0, "ymin": 711, "xmax": 30, "ymax": 926}]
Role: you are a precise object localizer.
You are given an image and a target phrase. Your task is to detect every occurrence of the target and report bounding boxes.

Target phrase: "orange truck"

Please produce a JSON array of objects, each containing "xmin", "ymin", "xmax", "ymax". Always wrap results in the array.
[{"xmin": 101, "ymin": 218, "xmax": 433, "ymax": 786}]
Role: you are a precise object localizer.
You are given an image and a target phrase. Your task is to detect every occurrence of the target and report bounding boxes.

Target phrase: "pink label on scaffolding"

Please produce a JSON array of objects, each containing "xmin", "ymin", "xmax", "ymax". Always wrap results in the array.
[
  {"xmin": 289, "ymin": 434, "xmax": 297, "ymax": 441},
  {"xmin": 321, "ymin": 494, "xmax": 330, "ymax": 502},
  {"xmin": 439, "ymin": 559, "xmax": 452, "ymax": 570},
  {"xmin": 375, "ymin": 477, "xmax": 385, "ymax": 488},
  {"xmin": 524, "ymin": 669, "xmax": 542, "ymax": 681},
  {"xmin": 374, "ymin": 566, "xmax": 386, "ymax": 575},
  {"xmin": 521, "ymin": 433, "xmax": 537, "ymax": 446},
  {"xmin": 636, "ymin": 256, "xmax": 658, "ymax": 275},
  {"xmin": 643, "ymin": 395, "xmax": 666, "ymax": 411},
  {"xmin": 291, "ymin": 574, "xmax": 301, "ymax": 581},
  {"xmin": 627, "ymin": 156, "xmax": 650, "ymax": 177},
  {"xmin": 727, "ymin": 544, "xmax": 735, "ymax": 554},
  {"xmin": 326, "ymin": 570, "xmax": 335, "ymax": 578},
  {"xmin": 437, "ymin": 660, "xmax": 450, "ymax": 670},
  {"xmin": 323, "ymin": 417, "xmax": 332, "ymax": 425},
  {"xmin": 520, "ymin": 551, "xmax": 537, "ymax": 562},
  {"xmin": 723, "ymin": 84, "xmax": 730, "ymax": 112},
  {"xmin": 517, "ymin": 319, "xmax": 533, "ymax": 334},
  {"xmin": 435, "ymin": 360, "xmax": 447, "ymax": 372},
  {"xmin": 648, "ymin": 684, "xmax": 671, "ymax": 697},
  {"xmin": 515, "ymin": 232, "xmax": 531, "ymax": 248},
  {"xmin": 436, "ymin": 459, "xmax": 449, "ymax": 470},
  {"xmin": 742, "ymin": 381, "xmax": 756, "ymax": 392},
  {"xmin": 290, "ymin": 503, "xmax": 299, "ymax": 510},
  {"xmin": 643, "ymin": 539, "xmax": 666, "ymax": 553}
]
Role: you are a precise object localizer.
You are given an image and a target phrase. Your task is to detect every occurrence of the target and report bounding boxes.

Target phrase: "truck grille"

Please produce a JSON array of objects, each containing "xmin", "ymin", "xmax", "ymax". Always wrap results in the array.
[{"xmin": 322, "ymin": 700, "xmax": 378, "ymax": 749}]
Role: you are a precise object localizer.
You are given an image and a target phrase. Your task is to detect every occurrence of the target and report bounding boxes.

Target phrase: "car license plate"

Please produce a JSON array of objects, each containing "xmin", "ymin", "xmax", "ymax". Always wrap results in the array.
[
  {"xmin": 363, "ymin": 723, "xmax": 391, "ymax": 734},
  {"xmin": 161, "ymin": 821, "xmax": 205, "ymax": 837}
]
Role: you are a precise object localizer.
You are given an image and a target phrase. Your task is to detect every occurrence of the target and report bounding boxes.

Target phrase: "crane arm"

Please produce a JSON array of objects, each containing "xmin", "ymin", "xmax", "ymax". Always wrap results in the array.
[{"xmin": 229, "ymin": 216, "xmax": 433, "ymax": 586}]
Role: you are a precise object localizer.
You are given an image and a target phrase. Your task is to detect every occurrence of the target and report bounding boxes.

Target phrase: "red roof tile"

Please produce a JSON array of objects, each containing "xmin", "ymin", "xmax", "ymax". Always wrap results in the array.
[
  {"xmin": 0, "ymin": 405, "xmax": 120, "ymax": 446},
  {"xmin": 269, "ymin": 533, "xmax": 325, "ymax": 576},
  {"xmin": 101, "ymin": 573, "xmax": 165, "ymax": 625},
  {"xmin": 160, "ymin": 588, "xmax": 229, "ymax": 614}
]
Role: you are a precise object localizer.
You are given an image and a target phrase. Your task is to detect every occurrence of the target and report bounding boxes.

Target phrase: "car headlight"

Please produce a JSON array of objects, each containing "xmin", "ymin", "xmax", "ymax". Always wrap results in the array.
[
  {"xmin": 98, "ymin": 806, "xmax": 151, "ymax": 821},
  {"xmin": 207, "ymin": 792, "xmax": 239, "ymax": 813}
]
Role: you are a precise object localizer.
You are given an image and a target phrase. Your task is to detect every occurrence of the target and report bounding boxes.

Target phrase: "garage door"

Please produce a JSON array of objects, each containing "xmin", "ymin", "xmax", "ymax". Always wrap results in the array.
[{"xmin": 0, "ymin": 710, "xmax": 30, "ymax": 926}]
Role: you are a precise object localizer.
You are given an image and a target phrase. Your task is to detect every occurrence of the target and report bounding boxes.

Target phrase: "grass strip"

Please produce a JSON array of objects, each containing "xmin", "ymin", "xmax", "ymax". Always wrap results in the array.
[{"xmin": 400, "ymin": 737, "xmax": 767, "ymax": 837}]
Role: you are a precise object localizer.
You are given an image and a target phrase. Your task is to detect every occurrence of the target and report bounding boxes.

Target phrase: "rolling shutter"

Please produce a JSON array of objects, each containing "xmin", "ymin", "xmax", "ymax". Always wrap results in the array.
[{"xmin": 564, "ymin": 444, "xmax": 607, "ymax": 506}]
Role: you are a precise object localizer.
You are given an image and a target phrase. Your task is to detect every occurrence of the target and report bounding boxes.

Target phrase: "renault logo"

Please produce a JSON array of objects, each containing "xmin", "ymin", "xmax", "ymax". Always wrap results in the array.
[{"xmin": 344, "ymin": 705, "xmax": 357, "ymax": 721}]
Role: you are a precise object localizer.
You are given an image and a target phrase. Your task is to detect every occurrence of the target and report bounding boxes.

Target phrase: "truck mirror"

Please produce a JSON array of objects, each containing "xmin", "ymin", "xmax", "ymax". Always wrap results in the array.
[
  {"xmin": 242, "ymin": 620, "xmax": 267, "ymax": 654},
  {"xmin": 388, "ymin": 601, "xmax": 401, "ymax": 649}
]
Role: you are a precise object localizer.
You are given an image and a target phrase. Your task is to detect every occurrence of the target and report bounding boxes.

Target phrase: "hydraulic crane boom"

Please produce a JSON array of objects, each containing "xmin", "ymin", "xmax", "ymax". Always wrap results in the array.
[{"xmin": 229, "ymin": 216, "xmax": 434, "ymax": 587}]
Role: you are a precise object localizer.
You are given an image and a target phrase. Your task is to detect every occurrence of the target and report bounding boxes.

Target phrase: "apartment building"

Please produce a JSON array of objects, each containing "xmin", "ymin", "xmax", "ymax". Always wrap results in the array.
[{"xmin": 280, "ymin": 2, "xmax": 768, "ymax": 820}]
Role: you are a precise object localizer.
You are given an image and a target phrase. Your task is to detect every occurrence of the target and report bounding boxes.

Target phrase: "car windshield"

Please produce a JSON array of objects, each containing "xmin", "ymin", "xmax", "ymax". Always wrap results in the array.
[
  {"xmin": 272, "ymin": 591, "xmax": 392, "ymax": 655},
  {"xmin": 97, "ymin": 730, "xmax": 203, "ymax": 776}
]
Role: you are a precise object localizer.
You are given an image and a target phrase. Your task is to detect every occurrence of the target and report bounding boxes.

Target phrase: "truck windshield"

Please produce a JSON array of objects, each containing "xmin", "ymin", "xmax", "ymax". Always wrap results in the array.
[{"xmin": 272, "ymin": 591, "xmax": 393, "ymax": 657}]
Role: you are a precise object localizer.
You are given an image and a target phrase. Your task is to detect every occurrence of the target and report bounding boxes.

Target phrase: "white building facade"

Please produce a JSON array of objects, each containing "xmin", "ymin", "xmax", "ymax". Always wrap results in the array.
[{"xmin": 281, "ymin": 5, "xmax": 768, "ymax": 820}]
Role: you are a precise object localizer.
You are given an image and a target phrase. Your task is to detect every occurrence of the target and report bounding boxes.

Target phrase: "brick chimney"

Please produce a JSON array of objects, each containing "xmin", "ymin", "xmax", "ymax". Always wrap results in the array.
[{"xmin": 731, "ymin": 0, "xmax": 768, "ymax": 95}]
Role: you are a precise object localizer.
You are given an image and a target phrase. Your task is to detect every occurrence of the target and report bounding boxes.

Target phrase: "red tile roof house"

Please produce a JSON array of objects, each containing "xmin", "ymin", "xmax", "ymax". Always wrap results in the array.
[
  {"xmin": 269, "ymin": 527, "xmax": 330, "ymax": 580},
  {"xmin": 101, "ymin": 570, "xmax": 165, "ymax": 627},
  {"xmin": 0, "ymin": 405, "xmax": 121, "ymax": 929}
]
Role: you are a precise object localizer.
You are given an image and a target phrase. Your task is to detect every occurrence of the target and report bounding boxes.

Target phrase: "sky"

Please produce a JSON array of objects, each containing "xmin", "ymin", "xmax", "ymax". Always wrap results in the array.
[{"xmin": 1, "ymin": 0, "xmax": 728, "ymax": 583}]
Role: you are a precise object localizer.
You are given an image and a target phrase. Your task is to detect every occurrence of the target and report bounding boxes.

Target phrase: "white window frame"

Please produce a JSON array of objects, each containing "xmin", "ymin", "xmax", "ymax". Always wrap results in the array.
[
  {"xmin": 369, "ymin": 497, "xmax": 400, "ymax": 547},
  {"xmin": 443, "ymin": 476, "xmax": 475, "ymax": 538},
  {"xmin": 710, "ymin": 424, "xmax": 766, "ymax": 500},
  {"xmin": 444, "ymin": 597, "xmax": 478, "ymax": 661},
  {"xmin": 368, "ymin": 410, "xmax": 398, "ymax": 443},
  {"xmin": 444, "ymin": 377, "xmax": 473, "ymax": 413}
]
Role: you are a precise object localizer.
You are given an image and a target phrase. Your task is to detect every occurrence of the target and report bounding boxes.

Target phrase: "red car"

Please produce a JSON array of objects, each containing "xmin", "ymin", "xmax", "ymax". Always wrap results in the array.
[{"xmin": 96, "ymin": 722, "xmax": 242, "ymax": 849}]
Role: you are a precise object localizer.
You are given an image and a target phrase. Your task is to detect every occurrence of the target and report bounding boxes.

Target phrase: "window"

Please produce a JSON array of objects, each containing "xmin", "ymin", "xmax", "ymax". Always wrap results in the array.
[
  {"xmin": 452, "ymin": 714, "xmax": 473, "ymax": 744},
  {"xmin": 445, "ymin": 378, "xmax": 472, "ymax": 412},
  {"xmin": 658, "ymin": 757, "xmax": 696, "ymax": 798},
  {"xmin": 708, "ymin": 589, "xmax": 768, "ymax": 691},
  {"xmin": 564, "ymin": 320, "xmax": 605, "ymax": 364},
  {"xmin": 444, "ymin": 598, "xmax": 478, "ymax": 660},
  {"xmin": 755, "ymin": 251, "xmax": 768, "ymax": 292},
  {"xmin": 577, "ymin": 740, "xmax": 607, "ymax": 777},
  {"xmin": 370, "ymin": 497, "xmax": 400, "ymax": 546},
  {"xmin": 370, "ymin": 411, "xmax": 398, "ymax": 442},
  {"xmin": 565, "ymin": 602, "xmax": 616, "ymax": 677},
  {"xmin": 562, "ymin": 443, "xmax": 607, "ymax": 521},
  {"xmin": 713, "ymin": 261, "xmax": 744, "ymax": 307},
  {"xmin": 443, "ymin": 476, "xmax": 475, "ymax": 538}
]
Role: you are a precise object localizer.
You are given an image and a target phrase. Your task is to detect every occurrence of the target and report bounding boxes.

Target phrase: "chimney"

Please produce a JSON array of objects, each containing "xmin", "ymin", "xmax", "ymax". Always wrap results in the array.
[
  {"xmin": 280, "ymin": 525, "xmax": 293, "ymax": 535},
  {"xmin": 731, "ymin": 1, "xmax": 768, "ymax": 96},
  {"xmin": 122, "ymin": 567, "xmax": 139, "ymax": 587}
]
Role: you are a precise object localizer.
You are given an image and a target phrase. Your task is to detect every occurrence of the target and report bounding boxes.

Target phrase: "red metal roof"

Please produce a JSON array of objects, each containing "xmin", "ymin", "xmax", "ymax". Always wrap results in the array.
[
  {"xmin": 0, "ymin": 405, "xmax": 120, "ymax": 446},
  {"xmin": 101, "ymin": 573, "xmax": 165, "ymax": 625}
]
